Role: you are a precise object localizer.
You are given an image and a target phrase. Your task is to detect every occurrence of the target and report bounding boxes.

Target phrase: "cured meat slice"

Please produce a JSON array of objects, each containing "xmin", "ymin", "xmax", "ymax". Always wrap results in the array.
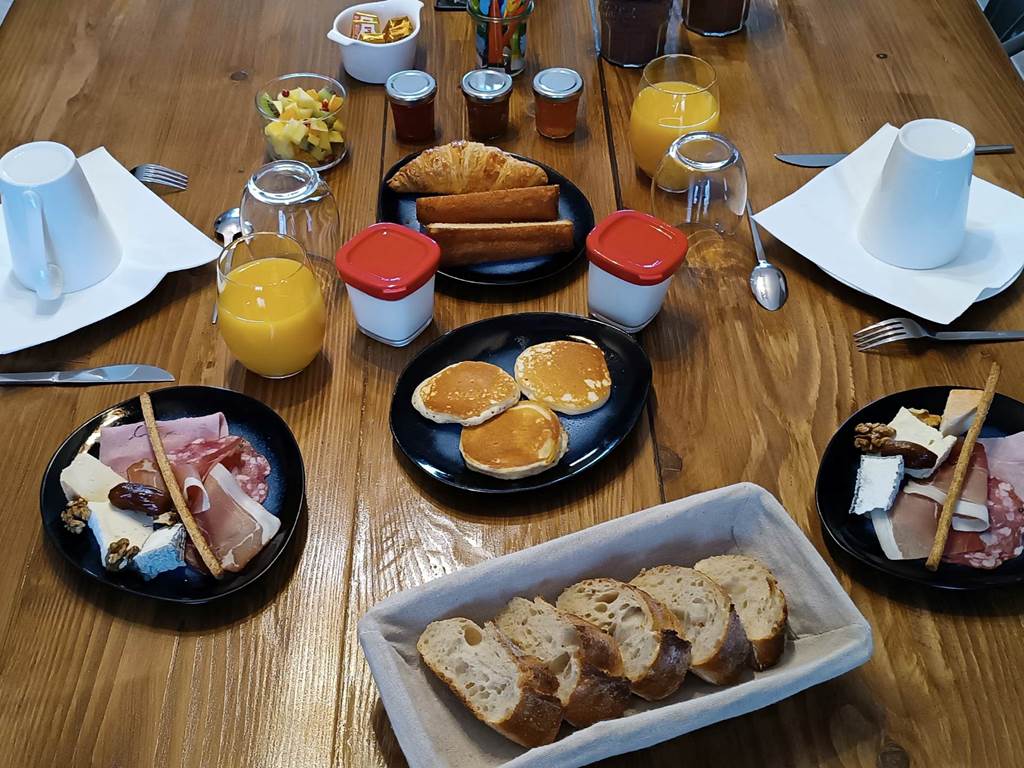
[
  {"xmin": 905, "ymin": 441, "xmax": 989, "ymax": 531},
  {"xmin": 945, "ymin": 477, "xmax": 1024, "ymax": 570},
  {"xmin": 232, "ymin": 440, "xmax": 271, "ymax": 503},
  {"xmin": 126, "ymin": 458, "xmax": 165, "ymax": 491},
  {"xmin": 100, "ymin": 414, "xmax": 228, "ymax": 476},
  {"xmin": 979, "ymin": 432, "xmax": 1024, "ymax": 495}
]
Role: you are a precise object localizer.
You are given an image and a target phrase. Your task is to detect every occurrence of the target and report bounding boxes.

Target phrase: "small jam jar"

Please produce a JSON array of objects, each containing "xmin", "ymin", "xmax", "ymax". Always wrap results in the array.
[
  {"xmin": 586, "ymin": 210, "xmax": 688, "ymax": 332},
  {"xmin": 335, "ymin": 223, "xmax": 440, "ymax": 346},
  {"xmin": 461, "ymin": 69, "xmax": 513, "ymax": 140},
  {"xmin": 385, "ymin": 70, "xmax": 437, "ymax": 144},
  {"xmin": 532, "ymin": 68, "xmax": 583, "ymax": 139}
]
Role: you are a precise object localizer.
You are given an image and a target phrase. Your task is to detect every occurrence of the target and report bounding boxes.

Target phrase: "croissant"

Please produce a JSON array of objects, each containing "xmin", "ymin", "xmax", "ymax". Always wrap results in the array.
[{"xmin": 387, "ymin": 141, "xmax": 548, "ymax": 194}]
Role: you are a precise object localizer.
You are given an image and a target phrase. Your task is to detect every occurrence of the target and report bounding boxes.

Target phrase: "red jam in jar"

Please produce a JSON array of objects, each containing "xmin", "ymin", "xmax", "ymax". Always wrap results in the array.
[
  {"xmin": 385, "ymin": 70, "xmax": 437, "ymax": 144},
  {"xmin": 532, "ymin": 68, "xmax": 583, "ymax": 139},
  {"xmin": 461, "ymin": 68, "xmax": 513, "ymax": 141}
]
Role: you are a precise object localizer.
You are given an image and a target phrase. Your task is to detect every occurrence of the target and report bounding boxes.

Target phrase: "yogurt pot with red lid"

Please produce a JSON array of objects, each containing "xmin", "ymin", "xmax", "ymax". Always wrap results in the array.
[
  {"xmin": 586, "ymin": 209, "xmax": 688, "ymax": 332},
  {"xmin": 335, "ymin": 223, "xmax": 439, "ymax": 346}
]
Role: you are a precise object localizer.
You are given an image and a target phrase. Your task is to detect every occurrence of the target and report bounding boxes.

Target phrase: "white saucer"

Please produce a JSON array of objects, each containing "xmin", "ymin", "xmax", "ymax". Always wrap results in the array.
[{"xmin": 0, "ymin": 148, "xmax": 219, "ymax": 354}]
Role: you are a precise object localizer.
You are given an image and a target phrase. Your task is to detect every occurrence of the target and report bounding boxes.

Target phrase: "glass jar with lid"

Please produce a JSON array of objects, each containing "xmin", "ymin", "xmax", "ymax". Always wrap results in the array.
[
  {"xmin": 385, "ymin": 70, "xmax": 437, "ymax": 144},
  {"xmin": 460, "ymin": 68, "xmax": 513, "ymax": 141},
  {"xmin": 532, "ymin": 68, "xmax": 583, "ymax": 139}
]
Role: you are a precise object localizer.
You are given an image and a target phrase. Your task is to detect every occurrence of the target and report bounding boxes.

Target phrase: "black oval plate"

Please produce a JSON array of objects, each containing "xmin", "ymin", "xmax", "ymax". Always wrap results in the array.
[
  {"xmin": 378, "ymin": 151, "xmax": 595, "ymax": 287},
  {"xmin": 816, "ymin": 385, "xmax": 1024, "ymax": 590},
  {"xmin": 390, "ymin": 313, "xmax": 651, "ymax": 494},
  {"xmin": 40, "ymin": 386, "xmax": 305, "ymax": 604}
]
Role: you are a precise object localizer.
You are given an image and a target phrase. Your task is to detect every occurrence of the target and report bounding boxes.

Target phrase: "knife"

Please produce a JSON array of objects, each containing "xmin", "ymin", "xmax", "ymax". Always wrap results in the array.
[
  {"xmin": 776, "ymin": 144, "xmax": 1015, "ymax": 168},
  {"xmin": 0, "ymin": 364, "xmax": 175, "ymax": 385}
]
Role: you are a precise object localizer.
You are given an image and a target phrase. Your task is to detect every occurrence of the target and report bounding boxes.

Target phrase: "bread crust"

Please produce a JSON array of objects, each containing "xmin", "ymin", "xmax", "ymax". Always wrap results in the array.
[
  {"xmin": 627, "ymin": 585, "xmax": 691, "ymax": 701},
  {"xmin": 416, "ymin": 185, "xmax": 560, "ymax": 224}
]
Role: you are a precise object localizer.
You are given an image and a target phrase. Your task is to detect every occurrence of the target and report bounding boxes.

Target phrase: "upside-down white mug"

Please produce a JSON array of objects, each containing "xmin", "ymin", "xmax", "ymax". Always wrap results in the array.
[
  {"xmin": 858, "ymin": 119, "xmax": 975, "ymax": 270},
  {"xmin": 0, "ymin": 141, "xmax": 121, "ymax": 299}
]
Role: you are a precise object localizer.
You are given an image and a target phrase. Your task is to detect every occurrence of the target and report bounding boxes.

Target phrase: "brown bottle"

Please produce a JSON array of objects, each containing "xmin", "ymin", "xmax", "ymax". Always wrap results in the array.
[
  {"xmin": 598, "ymin": 0, "xmax": 673, "ymax": 68},
  {"xmin": 684, "ymin": 0, "xmax": 751, "ymax": 37}
]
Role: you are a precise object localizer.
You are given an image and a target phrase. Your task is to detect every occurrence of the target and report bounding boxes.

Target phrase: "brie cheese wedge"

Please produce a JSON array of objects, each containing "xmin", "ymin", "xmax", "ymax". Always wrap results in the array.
[
  {"xmin": 60, "ymin": 452, "xmax": 125, "ymax": 503},
  {"xmin": 850, "ymin": 455, "xmax": 904, "ymax": 516},
  {"xmin": 134, "ymin": 524, "xmax": 187, "ymax": 580},
  {"xmin": 888, "ymin": 408, "xmax": 957, "ymax": 478},
  {"xmin": 86, "ymin": 501, "xmax": 153, "ymax": 564}
]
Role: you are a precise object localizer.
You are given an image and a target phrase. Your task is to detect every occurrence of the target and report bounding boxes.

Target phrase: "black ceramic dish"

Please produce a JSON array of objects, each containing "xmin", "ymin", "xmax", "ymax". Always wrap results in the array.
[
  {"xmin": 390, "ymin": 312, "xmax": 651, "ymax": 494},
  {"xmin": 378, "ymin": 151, "xmax": 595, "ymax": 287},
  {"xmin": 40, "ymin": 386, "xmax": 305, "ymax": 604},
  {"xmin": 816, "ymin": 385, "xmax": 1024, "ymax": 590}
]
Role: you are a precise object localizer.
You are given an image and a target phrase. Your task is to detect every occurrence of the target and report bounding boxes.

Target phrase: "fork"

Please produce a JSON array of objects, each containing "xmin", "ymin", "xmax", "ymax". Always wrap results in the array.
[
  {"xmin": 131, "ymin": 163, "xmax": 189, "ymax": 192},
  {"xmin": 854, "ymin": 317, "xmax": 1024, "ymax": 351}
]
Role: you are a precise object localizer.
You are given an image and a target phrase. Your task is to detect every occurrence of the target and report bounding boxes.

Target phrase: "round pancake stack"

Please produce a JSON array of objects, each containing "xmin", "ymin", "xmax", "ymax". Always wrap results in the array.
[
  {"xmin": 514, "ymin": 340, "xmax": 612, "ymax": 415},
  {"xmin": 459, "ymin": 402, "xmax": 568, "ymax": 479},
  {"xmin": 412, "ymin": 361, "xmax": 520, "ymax": 426}
]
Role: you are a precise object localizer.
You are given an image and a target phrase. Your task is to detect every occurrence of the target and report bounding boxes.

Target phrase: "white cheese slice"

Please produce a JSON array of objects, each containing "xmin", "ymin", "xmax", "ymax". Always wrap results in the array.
[
  {"xmin": 86, "ymin": 501, "xmax": 154, "ymax": 564},
  {"xmin": 850, "ymin": 455, "xmax": 904, "ymax": 516},
  {"xmin": 133, "ymin": 524, "xmax": 187, "ymax": 580},
  {"xmin": 940, "ymin": 389, "xmax": 982, "ymax": 437},
  {"xmin": 888, "ymin": 408, "xmax": 957, "ymax": 479},
  {"xmin": 903, "ymin": 480, "xmax": 990, "ymax": 532},
  {"xmin": 60, "ymin": 452, "xmax": 125, "ymax": 502}
]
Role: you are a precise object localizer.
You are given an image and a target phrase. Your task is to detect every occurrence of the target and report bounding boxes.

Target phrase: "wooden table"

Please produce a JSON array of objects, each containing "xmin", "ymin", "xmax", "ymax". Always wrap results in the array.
[{"xmin": 2, "ymin": 0, "xmax": 1024, "ymax": 765}]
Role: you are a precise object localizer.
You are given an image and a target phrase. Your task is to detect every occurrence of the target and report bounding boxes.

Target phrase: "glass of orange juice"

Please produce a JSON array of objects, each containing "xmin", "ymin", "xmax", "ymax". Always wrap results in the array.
[
  {"xmin": 216, "ymin": 233, "xmax": 327, "ymax": 378},
  {"xmin": 629, "ymin": 54, "xmax": 719, "ymax": 178}
]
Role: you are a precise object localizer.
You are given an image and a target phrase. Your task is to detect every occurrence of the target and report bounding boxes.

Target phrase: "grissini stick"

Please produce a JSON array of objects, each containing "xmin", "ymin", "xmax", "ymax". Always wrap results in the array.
[{"xmin": 926, "ymin": 361, "xmax": 1001, "ymax": 571}]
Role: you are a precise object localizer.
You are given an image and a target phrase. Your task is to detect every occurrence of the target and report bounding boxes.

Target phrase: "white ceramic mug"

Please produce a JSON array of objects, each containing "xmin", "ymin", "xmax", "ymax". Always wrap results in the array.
[
  {"xmin": 327, "ymin": 0, "xmax": 423, "ymax": 84},
  {"xmin": 858, "ymin": 119, "xmax": 975, "ymax": 270},
  {"xmin": 0, "ymin": 142, "xmax": 120, "ymax": 299}
]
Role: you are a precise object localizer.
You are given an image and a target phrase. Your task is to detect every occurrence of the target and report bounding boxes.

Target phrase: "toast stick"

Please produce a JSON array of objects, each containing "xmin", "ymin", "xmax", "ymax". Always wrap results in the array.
[
  {"xmin": 925, "ymin": 361, "xmax": 1001, "ymax": 571},
  {"xmin": 139, "ymin": 392, "xmax": 225, "ymax": 578}
]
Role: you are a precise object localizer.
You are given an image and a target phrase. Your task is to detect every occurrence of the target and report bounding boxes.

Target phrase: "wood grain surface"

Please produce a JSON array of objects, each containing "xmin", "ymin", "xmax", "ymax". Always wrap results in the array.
[{"xmin": 1, "ymin": 0, "xmax": 1023, "ymax": 766}]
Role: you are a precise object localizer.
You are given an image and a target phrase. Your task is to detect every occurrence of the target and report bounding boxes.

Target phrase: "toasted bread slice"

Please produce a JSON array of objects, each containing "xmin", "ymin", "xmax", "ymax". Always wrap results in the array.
[
  {"xmin": 630, "ymin": 565, "xmax": 750, "ymax": 685},
  {"xmin": 496, "ymin": 597, "xmax": 631, "ymax": 727},
  {"xmin": 417, "ymin": 618, "xmax": 564, "ymax": 747},
  {"xmin": 694, "ymin": 555, "xmax": 788, "ymax": 670},
  {"xmin": 424, "ymin": 220, "xmax": 574, "ymax": 266},
  {"xmin": 555, "ymin": 578, "xmax": 690, "ymax": 701}
]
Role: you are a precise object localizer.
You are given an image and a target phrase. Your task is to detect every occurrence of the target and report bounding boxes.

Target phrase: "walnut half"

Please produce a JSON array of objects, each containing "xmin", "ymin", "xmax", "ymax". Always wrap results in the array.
[
  {"xmin": 105, "ymin": 538, "xmax": 140, "ymax": 572},
  {"xmin": 853, "ymin": 422, "xmax": 896, "ymax": 452},
  {"xmin": 61, "ymin": 498, "xmax": 90, "ymax": 534}
]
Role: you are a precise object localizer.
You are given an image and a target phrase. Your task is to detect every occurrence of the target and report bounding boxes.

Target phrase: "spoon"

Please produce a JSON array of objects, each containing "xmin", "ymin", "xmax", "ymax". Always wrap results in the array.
[
  {"xmin": 211, "ymin": 207, "xmax": 242, "ymax": 324},
  {"xmin": 746, "ymin": 200, "xmax": 788, "ymax": 311}
]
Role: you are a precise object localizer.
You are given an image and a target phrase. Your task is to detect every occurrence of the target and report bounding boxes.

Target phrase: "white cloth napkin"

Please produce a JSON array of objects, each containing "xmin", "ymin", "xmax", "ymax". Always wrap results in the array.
[
  {"xmin": 0, "ymin": 147, "xmax": 220, "ymax": 354},
  {"xmin": 755, "ymin": 124, "xmax": 1024, "ymax": 324}
]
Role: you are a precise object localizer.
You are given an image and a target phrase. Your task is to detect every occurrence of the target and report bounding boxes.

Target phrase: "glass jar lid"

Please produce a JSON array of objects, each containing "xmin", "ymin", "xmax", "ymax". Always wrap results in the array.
[
  {"xmin": 532, "ymin": 68, "xmax": 583, "ymax": 101},
  {"xmin": 461, "ymin": 69, "xmax": 513, "ymax": 102},
  {"xmin": 386, "ymin": 70, "xmax": 437, "ymax": 104}
]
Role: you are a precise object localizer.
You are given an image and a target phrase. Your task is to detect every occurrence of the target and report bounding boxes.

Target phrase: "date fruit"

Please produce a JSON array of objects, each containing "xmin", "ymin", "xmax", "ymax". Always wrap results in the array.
[{"xmin": 108, "ymin": 482, "xmax": 171, "ymax": 516}]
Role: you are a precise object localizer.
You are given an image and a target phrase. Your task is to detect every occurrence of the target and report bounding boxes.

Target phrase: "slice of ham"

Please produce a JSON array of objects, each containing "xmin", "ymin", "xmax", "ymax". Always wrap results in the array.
[
  {"xmin": 978, "ymin": 432, "xmax": 1024, "ymax": 494},
  {"xmin": 904, "ymin": 441, "xmax": 990, "ymax": 532},
  {"xmin": 100, "ymin": 414, "xmax": 228, "ymax": 476}
]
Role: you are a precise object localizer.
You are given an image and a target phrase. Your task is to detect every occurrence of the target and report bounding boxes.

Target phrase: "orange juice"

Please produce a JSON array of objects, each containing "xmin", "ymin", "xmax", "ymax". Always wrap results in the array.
[
  {"xmin": 218, "ymin": 257, "xmax": 326, "ymax": 378},
  {"xmin": 629, "ymin": 80, "xmax": 720, "ymax": 177}
]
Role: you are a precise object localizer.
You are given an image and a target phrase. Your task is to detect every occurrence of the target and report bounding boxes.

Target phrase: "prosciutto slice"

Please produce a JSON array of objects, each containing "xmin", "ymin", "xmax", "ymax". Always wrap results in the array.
[
  {"xmin": 904, "ymin": 441, "xmax": 990, "ymax": 531},
  {"xmin": 100, "ymin": 414, "xmax": 228, "ymax": 475}
]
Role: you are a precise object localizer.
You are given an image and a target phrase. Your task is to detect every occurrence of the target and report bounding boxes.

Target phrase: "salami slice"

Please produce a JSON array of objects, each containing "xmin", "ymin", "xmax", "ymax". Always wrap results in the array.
[
  {"xmin": 232, "ymin": 439, "xmax": 271, "ymax": 504},
  {"xmin": 945, "ymin": 476, "xmax": 1024, "ymax": 569}
]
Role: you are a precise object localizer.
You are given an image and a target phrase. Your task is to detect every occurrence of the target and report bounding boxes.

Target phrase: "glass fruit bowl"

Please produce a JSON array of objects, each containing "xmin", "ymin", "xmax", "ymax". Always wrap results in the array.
[{"xmin": 255, "ymin": 72, "xmax": 349, "ymax": 172}]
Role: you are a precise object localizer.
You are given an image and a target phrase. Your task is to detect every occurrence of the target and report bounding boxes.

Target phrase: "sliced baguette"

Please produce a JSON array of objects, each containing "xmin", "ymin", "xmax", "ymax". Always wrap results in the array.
[
  {"xmin": 555, "ymin": 578, "xmax": 690, "ymax": 701},
  {"xmin": 630, "ymin": 565, "xmax": 750, "ymax": 685},
  {"xmin": 417, "ymin": 617, "xmax": 564, "ymax": 747},
  {"xmin": 496, "ymin": 597, "xmax": 631, "ymax": 727},
  {"xmin": 694, "ymin": 555, "xmax": 788, "ymax": 670}
]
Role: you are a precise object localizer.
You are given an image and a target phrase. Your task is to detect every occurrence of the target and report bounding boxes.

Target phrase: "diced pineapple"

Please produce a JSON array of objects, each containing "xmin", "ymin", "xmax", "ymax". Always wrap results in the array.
[
  {"xmin": 295, "ymin": 107, "xmax": 314, "ymax": 120},
  {"xmin": 305, "ymin": 88, "xmax": 319, "ymax": 99},
  {"xmin": 280, "ymin": 104, "xmax": 300, "ymax": 121},
  {"xmin": 282, "ymin": 119, "xmax": 308, "ymax": 144},
  {"xmin": 291, "ymin": 88, "xmax": 318, "ymax": 108},
  {"xmin": 265, "ymin": 120, "xmax": 287, "ymax": 138},
  {"xmin": 309, "ymin": 118, "xmax": 328, "ymax": 133},
  {"xmin": 269, "ymin": 136, "xmax": 295, "ymax": 159},
  {"xmin": 309, "ymin": 145, "xmax": 331, "ymax": 162}
]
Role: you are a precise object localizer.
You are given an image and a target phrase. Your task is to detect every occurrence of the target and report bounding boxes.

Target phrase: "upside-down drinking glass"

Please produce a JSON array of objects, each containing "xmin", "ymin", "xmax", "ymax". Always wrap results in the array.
[{"xmin": 650, "ymin": 132, "xmax": 747, "ymax": 236}]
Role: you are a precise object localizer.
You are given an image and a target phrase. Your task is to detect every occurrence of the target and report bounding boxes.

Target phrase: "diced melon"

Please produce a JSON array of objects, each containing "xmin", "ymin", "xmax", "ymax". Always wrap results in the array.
[
  {"xmin": 282, "ymin": 120, "xmax": 308, "ymax": 143},
  {"xmin": 270, "ymin": 136, "xmax": 295, "ymax": 159},
  {"xmin": 309, "ymin": 118, "xmax": 328, "ymax": 133},
  {"xmin": 265, "ymin": 120, "xmax": 287, "ymax": 138},
  {"xmin": 295, "ymin": 107, "xmax": 314, "ymax": 120}
]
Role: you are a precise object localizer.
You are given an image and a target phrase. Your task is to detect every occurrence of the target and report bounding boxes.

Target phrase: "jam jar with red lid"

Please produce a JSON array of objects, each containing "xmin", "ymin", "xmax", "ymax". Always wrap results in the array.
[{"xmin": 386, "ymin": 70, "xmax": 437, "ymax": 144}]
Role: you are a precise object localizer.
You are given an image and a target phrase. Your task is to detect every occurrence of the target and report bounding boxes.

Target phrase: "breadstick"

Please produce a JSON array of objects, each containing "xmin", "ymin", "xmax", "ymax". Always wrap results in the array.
[
  {"xmin": 139, "ymin": 392, "xmax": 224, "ymax": 578},
  {"xmin": 926, "ymin": 361, "xmax": 1001, "ymax": 571}
]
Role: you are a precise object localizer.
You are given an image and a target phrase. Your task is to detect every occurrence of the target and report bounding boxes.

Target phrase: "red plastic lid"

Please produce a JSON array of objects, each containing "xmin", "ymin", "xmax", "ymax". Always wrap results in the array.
[
  {"xmin": 335, "ymin": 223, "xmax": 440, "ymax": 300},
  {"xmin": 586, "ymin": 210, "xmax": 688, "ymax": 286}
]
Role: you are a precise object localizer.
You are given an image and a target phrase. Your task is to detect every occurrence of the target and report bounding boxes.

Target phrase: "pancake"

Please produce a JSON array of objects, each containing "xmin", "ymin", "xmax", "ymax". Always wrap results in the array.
[
  {"xmin": 460, "ymin": 402, "xmax": 568, "ymax": 479},
  {"xmin": 412, "ymin": 361, "xmax": 521, "ymax": 426},
  {"xmin": 514, "ymin": 340, "xmax": 612, "ymax": 415}
]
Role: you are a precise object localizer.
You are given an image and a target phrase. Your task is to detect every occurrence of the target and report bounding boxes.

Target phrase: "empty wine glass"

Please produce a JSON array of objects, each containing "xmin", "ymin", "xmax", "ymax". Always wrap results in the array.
[{"xmin": 650, "ymin": 132, "xmax": 747, "ymax": 236}]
